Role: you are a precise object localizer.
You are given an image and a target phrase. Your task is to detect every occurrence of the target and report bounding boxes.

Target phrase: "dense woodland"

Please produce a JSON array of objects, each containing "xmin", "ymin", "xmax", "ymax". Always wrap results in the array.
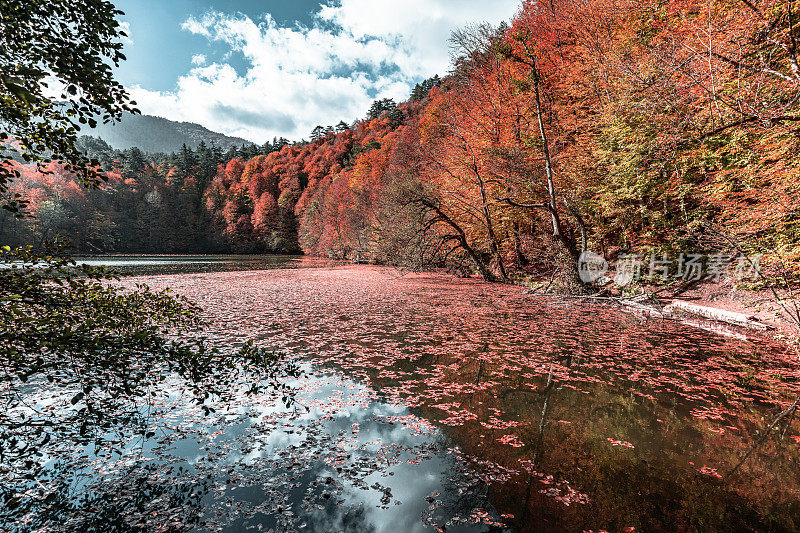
[
  {"xmin": 3, "ymin": 0, "xmax": 800, "ymax": 282},
  {"xmin": 6, "ymin": 1, "xmax": 800, "ymax": 530}
]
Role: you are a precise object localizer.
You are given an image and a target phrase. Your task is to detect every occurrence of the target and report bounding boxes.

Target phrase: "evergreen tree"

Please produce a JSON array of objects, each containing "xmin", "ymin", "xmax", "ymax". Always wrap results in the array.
[
  {"xmin": 170, "ymin": 143, "xmax": 197, "ymax": 187},
  {"xmin": 387, "ymin": 108, "xmax": 404, "ymax": 128},
  {"xmin": 123, "ymin": 147, "xmax": 146, "ymax": 177},
  {"xmin": 196, "ymin": 141, "xmax": 218, "ymax": 187},
  {"xmin": 310, "ymin": 125, "xmax": 325, "ymax": 141},
  {"xmin": 410, "ymin": 75, "xmax": 442, "ymax": 101},
  {"xmin": 367, "ymin": 98, "xmax": 397, "ymax": 120}
]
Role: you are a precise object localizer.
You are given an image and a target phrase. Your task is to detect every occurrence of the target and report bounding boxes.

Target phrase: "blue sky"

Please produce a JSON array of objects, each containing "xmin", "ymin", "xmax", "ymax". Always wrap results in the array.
[
  {"xmin": 112, "ymin": 0, "xmax": 519, "ymax": 143},
  {"xmin": 114, "ymin": 1, "xmax": 322, "ymax": 91}
]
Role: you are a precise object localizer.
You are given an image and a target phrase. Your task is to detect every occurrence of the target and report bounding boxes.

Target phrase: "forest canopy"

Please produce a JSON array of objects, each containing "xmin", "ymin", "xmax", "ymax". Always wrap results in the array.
[{"xmin": 3, "ymin": 0, "xmax": 800, "ymax": 283}]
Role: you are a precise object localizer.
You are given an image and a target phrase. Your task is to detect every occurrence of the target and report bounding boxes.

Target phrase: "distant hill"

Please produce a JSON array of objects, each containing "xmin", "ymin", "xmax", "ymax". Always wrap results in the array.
[{"xmin": 81, "ymin": 113, "xmax": 253, "ymax": 153}]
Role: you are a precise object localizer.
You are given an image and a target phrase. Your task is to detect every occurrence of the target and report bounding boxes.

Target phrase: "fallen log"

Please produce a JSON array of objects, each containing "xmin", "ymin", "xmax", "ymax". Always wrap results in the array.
[{"xmin": 664, "ymin": 301, "xmax": 772, "ymax": 331}]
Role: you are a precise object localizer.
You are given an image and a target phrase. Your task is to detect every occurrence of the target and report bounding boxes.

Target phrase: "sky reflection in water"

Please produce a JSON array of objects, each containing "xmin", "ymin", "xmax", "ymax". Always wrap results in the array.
[
  {"xmin": 34, "ymin": 257, "xmax": 800, "ymax": 532},
  {"xmin": 173, "ymin": 370, "xmax": 491, "ymax": 532}
]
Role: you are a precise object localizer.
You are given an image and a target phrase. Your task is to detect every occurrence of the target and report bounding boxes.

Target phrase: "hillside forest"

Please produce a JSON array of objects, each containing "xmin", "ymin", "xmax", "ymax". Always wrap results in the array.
[{"xmin": 3, "ymin": 0, "xmax": 800, "ymax": 283}]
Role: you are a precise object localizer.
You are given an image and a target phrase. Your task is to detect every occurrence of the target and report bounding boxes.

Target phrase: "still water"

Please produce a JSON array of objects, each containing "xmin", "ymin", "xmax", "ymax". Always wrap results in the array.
[
  {"xmin": 72, "ymin": 254, "xmax": 321, "ymax": 276},
  {"xmin": 25, "ymin": 257, "xmax": 800, "ymax": 531}
]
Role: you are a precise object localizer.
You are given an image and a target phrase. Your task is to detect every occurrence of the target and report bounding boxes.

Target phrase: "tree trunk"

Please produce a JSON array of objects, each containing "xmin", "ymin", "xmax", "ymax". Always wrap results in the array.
[
  {"xmin": 530, "ymin": 60, "xmax": 581, "ymax": 270},
  {"xmin": 418, "ymin": 197, "xmax": 498, "ymax": 282},
  {"xmin": 473, "ymin": 162, "xmax": 508, "ymax": 282},
  {"xmin": 513, "ymin": 221, "xmax": 529, "ymax": 266}
]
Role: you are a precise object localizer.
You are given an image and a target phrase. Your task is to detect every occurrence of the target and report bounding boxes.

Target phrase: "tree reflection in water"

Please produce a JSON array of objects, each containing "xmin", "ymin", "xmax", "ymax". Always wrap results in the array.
[
  {"xmin": 164, "ymin": 265, "xmax": 798, "ymax": 532},
  {"xmin": 9, "ymin": 263, "xmax": 800, "ymax": 532},
  {"xmin": 16, "ymin": 462, "xmax": 208, "ymax": 532},
  {"xmin": 5, "ymin": 369, "xmax": 498, "ymax": 532}
]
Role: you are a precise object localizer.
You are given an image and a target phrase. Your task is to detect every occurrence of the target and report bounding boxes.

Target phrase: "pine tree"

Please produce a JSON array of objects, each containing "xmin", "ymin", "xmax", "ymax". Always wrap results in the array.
[
  {"xmin": 124, "ymin": 147, "xmax": 146, "ymax": 177},
  {"xmin": 310, "ymin": 125, "xmax": 325, "ymax": 141},
  {"xmin": 196, "ymin": 141, "xmax": 218, "ymax": 187},
  {"xmin": 367, "ymin": 99, "xmax": 397, "ymax": 120}
]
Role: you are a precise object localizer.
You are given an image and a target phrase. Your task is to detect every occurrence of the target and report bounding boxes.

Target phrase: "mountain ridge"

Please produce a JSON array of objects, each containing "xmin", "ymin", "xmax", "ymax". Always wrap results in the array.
[{"xmin": 81, "ymin": 112, "xmax": 253, "ymax": 153}]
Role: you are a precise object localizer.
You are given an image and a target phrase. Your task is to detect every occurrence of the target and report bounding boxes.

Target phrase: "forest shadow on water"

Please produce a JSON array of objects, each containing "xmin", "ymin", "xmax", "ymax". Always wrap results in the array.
[
  {"xmin": 70, "ymin": 255, "xmax": 324, "ymax": 277},
  {"xmin": 17, "ymin": 259, "xmax": 800, "ymax": 532}
]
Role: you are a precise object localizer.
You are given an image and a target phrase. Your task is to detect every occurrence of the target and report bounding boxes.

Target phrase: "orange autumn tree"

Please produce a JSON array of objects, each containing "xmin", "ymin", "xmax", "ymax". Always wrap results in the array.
[
  {"xmin": 415, "ymin": 24, "xmax": 519, "ymax": 281},
  {"xmin": 584, "ymin": 0, "xmax": 800, "ymax": 258},
  {"xmin": 194, "ymin": 0, "xmax": 800, "ymax": 282}
]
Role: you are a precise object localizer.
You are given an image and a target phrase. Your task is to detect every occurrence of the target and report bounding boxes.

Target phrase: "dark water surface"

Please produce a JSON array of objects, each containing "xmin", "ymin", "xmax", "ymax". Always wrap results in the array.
[
  {"xmin": 30, "ymin": 257, "xmax": 800, "ymax": 531},
  {"xmin": 73, "ymin": 254, "xmax": 319, "ymax": 276}
]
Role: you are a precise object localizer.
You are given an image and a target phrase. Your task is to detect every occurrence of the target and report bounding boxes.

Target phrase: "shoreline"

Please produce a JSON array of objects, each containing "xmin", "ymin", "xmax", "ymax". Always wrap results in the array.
[
  {"xmin": 82, "ymin": 252, "xmax": 800, "ymax": 347},
  {"xmin": 528, "ymin": 278, "xmax": 800, "ymax": 349}
]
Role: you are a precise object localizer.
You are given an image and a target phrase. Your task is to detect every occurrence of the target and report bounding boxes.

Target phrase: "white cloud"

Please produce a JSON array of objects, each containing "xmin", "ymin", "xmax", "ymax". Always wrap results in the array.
[
  {"xmin": 118, "ymin": 21, "xmax": 134, "ymax": 45},
  {"xmin": 130, "ymin": 0, "xmax": 520, "ymax": 143}
]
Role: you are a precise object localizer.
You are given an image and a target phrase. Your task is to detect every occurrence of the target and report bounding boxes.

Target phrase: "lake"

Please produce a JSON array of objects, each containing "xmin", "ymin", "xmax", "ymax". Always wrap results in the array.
[
  {"xmin": 20, "ymin": 256, "xmax": 800, "ymax": 531},
  {"xmin": 72, "ymin": 254, "xmax": 322, "ymax": 276}
]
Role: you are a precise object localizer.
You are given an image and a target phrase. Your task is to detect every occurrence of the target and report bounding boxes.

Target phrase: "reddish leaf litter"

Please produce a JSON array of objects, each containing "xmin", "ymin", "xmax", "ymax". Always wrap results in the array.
[{"xmin": 118, "ymin": 263, "xmax": 800, "ymax": 531}]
